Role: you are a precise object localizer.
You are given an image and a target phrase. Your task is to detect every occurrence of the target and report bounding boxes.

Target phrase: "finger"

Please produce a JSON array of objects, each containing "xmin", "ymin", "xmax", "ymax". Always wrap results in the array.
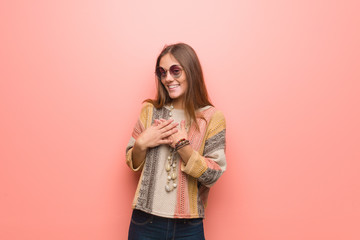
[
  {"xmin": 160, "ymin": 122, "xmax": 179, "ymax": 133},
  {"xmin": 158, "ymin": 119, "xmax": 177, "ymax": 130},
  {"xmin": 161, "ymin": 128, "xmax": 178, "ymax": 138},
  {"xmin": 157, "ymin": 119, "xmax": 174, "ymax": 129},
  {"xmin": 153, "ymin": 119, "xmax": 160, "ymax": 126},
  {"xmin": 158, "ymin": 138, "xmax": 173, "ymax": 145},
  {"xmin": 156, "ymin": 118, "xmax": 166, "ymax": 124}
]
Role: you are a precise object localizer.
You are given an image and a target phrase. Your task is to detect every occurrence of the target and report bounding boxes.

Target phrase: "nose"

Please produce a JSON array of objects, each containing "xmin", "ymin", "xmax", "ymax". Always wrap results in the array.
[{"xmin": 164, "ymin": 71, "xmax": 174, "ymax": 82}]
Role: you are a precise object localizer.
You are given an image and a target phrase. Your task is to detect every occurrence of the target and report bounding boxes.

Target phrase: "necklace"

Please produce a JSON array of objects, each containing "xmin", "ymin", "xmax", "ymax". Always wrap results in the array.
[
  {"xmin": 165, "ymin": 149, "xmax": 177, "ymax": 192},
  {"xmin": 165, "ymin": 104, "xmax": 177, "ymax": 192}
]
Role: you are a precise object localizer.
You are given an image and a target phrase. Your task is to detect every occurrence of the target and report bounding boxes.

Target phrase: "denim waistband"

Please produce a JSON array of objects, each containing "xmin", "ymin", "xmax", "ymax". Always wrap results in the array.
[{"xmin": 133, "ymin": 209, "xmax": 203, "ymax": 223}]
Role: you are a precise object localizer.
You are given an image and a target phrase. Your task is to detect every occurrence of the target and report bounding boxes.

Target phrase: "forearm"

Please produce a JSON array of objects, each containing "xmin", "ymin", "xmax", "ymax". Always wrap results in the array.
[
  {"xmin": 176, "ymin": 144, "xmax": 193, "ymax": 165},
  {"xmin": 131, "ymin": 140, "xmax": 147, "ymax": 169}
]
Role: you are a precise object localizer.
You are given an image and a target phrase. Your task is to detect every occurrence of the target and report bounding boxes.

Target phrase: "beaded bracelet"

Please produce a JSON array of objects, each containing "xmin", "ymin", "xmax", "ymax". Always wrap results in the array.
[
  {"xmin": 174, "ymin": 138, "xmax": 187, "ymax": 149},
  {"xmin": 175, "ymin": 139, "xmax": 190, "ymax": 151},
  {"xmin": 176, "ymin": 141, "xmax": 190, "ymax": 151}
]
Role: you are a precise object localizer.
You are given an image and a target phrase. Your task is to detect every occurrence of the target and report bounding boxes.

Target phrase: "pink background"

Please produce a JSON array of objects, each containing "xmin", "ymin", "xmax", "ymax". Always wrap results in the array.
[{"xmin": 1, "ymin": 0, "xmax": 359, "ymax": 239}]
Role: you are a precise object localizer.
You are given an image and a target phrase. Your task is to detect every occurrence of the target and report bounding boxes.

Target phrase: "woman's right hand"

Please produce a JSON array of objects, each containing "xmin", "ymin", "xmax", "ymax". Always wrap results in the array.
[{"xmin": 135, "ymin": 119, "xmax": 179, "ymax": 151}]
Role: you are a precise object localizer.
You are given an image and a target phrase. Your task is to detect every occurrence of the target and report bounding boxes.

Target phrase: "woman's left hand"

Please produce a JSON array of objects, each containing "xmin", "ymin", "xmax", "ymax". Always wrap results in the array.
[{"xmin": 154, "ymin": 119, "xmax": 188, "ymax": 148}]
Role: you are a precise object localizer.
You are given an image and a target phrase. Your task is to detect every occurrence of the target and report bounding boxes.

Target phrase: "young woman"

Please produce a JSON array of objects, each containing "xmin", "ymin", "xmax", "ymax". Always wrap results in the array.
[{"xmin": 126, "ymin": 43, "xmax": 227, "ymax": 239}]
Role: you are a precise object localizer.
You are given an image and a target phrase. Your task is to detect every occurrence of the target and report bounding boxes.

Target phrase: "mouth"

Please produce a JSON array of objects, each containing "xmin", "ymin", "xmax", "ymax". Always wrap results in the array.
[{"xmin": 168, "ymin": 84, "xmax": 180, "ymax": 90}]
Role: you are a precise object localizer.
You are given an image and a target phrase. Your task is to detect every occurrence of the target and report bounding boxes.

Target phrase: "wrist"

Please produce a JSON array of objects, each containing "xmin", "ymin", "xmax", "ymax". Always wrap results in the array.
[
  {"xmin": 134, "ymin": 138, "xmax": 147, "ymax": 151},
  {"xmin": 176, "ymin": 144, "xmax": 193, "ymax": 165},
  {"xmin": 175, "ymin": 138, "xmax": 190, "ymax": 151}
]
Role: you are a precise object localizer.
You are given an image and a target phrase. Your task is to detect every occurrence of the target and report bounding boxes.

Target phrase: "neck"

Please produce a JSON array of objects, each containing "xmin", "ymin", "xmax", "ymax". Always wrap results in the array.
[{"xmin": 171, "ymin": 99, "xmax": 185, "ymax": 109}]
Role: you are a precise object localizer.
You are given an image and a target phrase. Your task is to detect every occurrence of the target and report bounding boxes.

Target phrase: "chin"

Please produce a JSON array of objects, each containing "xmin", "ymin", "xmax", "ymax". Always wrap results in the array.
[
  {"xmin": 167, "ymin": 90, "xmax": 185, "ymax": 101},
  {"xmin": 169, "ymin": 94, "xmax": 181, "ymax": 100}
]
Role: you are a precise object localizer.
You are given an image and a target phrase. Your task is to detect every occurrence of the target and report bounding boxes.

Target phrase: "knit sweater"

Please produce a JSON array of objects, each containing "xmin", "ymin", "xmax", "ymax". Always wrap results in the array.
[{"xmin": 126, "ymin": 102, "xmax": 226, "ymax": 219}]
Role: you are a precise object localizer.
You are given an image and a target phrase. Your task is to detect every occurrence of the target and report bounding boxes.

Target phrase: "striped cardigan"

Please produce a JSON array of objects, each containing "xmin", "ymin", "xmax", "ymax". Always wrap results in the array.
[{"xmin": 126, "ymin": 102, "xmax": 226, "ymax": 218}]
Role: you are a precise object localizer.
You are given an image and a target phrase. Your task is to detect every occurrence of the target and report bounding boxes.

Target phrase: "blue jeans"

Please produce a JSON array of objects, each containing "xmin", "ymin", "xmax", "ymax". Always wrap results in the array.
[{"xmin": 128, "ymin": 209, "xmax": 205, "ymax": 240}]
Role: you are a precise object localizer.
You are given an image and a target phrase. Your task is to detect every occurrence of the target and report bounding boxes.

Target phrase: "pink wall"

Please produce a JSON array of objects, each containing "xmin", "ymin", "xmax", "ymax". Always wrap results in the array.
[{"xmin": 1, "ymin": 0, "xmax": 359, "ymax": 239}]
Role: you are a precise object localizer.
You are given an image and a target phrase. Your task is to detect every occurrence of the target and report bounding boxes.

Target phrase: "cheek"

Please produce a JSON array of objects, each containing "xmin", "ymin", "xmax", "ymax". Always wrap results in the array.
[
  {"xmin": 160, "ymin": 79, "xmax": 166, "ymax": 87},
  {"xmin": 181, "ymin": 78, "xmax": 188, "ymax": 90}
]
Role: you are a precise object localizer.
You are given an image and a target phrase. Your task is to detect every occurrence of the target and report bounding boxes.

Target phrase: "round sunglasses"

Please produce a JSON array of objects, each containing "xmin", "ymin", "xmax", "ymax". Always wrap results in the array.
[{"xmin": 156, "ymin": 65, "xmax": 183, "ymax": 79}]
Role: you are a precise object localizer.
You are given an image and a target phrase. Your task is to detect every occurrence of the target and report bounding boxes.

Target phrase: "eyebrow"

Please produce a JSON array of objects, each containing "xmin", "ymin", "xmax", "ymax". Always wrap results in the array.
[{"xmin": 158, "ymin": 64, "xmax": 181, "ymax": 69}]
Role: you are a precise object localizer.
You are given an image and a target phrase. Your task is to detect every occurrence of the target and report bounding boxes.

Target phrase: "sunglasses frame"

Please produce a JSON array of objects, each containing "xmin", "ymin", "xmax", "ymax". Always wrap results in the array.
[{"xmin": 156, "ymin": 65, "xmax": 183, "ymax": 79}]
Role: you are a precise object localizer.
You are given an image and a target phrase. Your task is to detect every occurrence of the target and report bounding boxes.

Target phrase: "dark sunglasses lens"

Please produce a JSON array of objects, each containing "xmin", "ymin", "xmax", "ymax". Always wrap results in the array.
[
  {"xmin": 170, "ymin": 65, "xmax": 182, "ymax": 78},
  {"xmin": 156, "ymin": 67, "xmax": 166, "ymax": 78}
]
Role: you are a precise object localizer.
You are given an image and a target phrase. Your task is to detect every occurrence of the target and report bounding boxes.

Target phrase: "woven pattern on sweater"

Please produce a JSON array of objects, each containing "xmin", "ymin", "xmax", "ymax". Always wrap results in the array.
[{"xmin": 126, "ymin": 102, "xmax": 226, "ymax": 219}]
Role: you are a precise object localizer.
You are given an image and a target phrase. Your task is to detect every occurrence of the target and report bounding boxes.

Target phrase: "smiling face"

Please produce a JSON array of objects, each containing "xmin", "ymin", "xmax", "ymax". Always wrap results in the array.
[{"xmin": 159, "ymin": 53, "xmax": 188, "ymax": 108}]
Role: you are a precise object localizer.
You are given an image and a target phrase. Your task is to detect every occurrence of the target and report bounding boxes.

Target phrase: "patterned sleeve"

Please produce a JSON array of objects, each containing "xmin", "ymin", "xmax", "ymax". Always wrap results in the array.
[
  {"xmin": 181, "ymin": 110, "xmax": 227, "ymax": 187},
  {"xmin": 125, "ymin": 102, "xmax": 153, "ymax": 171}
]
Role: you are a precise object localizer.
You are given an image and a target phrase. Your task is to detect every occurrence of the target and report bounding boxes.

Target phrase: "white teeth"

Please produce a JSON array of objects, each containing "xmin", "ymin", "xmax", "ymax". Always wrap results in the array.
[{"xmin": 168, "ymin": 85, "xmax": 179, "ymax": 89}]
